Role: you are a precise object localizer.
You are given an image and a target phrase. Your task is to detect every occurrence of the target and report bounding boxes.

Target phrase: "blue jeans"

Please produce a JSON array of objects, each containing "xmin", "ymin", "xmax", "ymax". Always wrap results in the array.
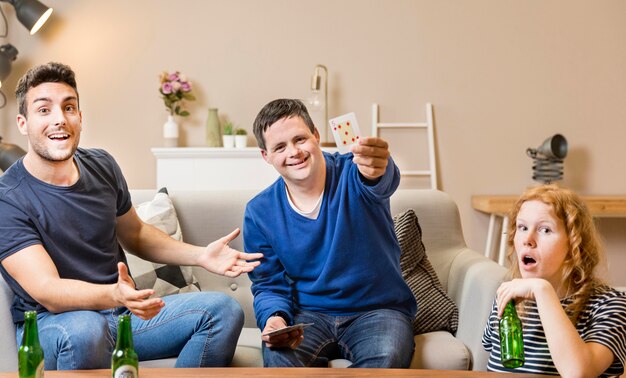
[
  {"xmin": 15, "ymin": 292, "xmax": 244, "ymax": 370},
  {"xmin": 263, "ymin": 309, "xmax": 414, "ymax": 368}
]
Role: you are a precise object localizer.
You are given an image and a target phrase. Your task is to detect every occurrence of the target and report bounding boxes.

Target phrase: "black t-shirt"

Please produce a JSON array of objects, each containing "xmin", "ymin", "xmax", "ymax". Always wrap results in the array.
[{"xmin": 0, "ymin": 148, "xmax": 132, "ymax": 323}]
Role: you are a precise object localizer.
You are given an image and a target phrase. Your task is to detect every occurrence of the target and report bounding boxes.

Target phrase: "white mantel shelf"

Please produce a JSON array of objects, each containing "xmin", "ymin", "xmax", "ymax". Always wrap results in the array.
[
  {"xmin": 152, "ymin": 147, "xmax": 338, "ymax": 191},
  {"xmin": 152, "ymin": 147, "xmax": 276, "ymax": 191},
  {"xmin": 152, "ymin": 147, "xmax": 263, "ymax": 159}
]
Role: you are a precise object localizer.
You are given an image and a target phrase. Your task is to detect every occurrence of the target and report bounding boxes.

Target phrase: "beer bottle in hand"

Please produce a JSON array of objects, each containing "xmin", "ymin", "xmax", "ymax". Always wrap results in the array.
[
  {"xmin": 111, "ymin": 314, "xmax": 138, "ymax": 378},
  {"xmin": 18, "ymin": 310, "xmax": 44, "ymax": 378},
  {"xmin": 499, "ymin": 300, "xmax": 525, "ymax": 368}
]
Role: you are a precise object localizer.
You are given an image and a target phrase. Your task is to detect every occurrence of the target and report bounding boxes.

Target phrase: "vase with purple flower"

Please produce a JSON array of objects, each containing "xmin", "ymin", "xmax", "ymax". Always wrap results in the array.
[{"xmin": 159, "ymin": 71, "xmax": 195, "ymax": 147}]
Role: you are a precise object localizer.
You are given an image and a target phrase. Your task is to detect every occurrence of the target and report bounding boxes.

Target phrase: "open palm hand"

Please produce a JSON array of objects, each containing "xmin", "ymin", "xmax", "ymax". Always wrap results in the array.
[{"xmin": 198, "ymin": 228, "xmax": 263, "ymax": 277}]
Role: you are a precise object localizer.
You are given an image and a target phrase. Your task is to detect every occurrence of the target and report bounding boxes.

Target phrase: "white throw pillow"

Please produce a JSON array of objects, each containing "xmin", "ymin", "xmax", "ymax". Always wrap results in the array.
[{"xmin": 125, "ymin": 188, "xmax": 200, "ymax": 297}]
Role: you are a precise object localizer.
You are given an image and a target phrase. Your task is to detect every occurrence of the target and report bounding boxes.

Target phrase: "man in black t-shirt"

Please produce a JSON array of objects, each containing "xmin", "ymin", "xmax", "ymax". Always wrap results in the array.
[{"xmin": 0, "ymin": 62, "xmax": 263, "ymax": 370}]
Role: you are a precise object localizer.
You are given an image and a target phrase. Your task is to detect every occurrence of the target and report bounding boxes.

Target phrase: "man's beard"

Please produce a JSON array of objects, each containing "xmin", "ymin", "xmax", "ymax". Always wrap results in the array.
[{"xmin": 29, "ymin": 135, "xmax": 80, "ymax": 162}]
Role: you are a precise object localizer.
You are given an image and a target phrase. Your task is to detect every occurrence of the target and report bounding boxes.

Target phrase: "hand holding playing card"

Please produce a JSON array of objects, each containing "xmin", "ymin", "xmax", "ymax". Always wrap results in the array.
[
  {"xmin": 329, "ymin": 112, "xmax": 389, "ymax": 180},
  {"xmin": 262, "ymin": 316, "xmax": 305, "ymax": 349},
  {"xmin": 329, "ymin": 112, "xmax": 361, "ymax": 154},
  {"xmin": 350, "ymin": 137, "xmax": 390, "ymax": 181}
]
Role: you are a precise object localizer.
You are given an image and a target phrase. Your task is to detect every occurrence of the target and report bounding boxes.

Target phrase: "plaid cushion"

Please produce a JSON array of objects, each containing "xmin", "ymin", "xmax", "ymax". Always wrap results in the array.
[{"xmin": 394, "ymin": 209, "xmax": 459, "ymax": 335}]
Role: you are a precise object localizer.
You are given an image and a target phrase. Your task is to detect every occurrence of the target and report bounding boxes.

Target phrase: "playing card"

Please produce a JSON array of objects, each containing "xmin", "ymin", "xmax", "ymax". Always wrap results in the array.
[
  {"xmin": 329, "ymin": 112, "xmax": 361, "ymax": 154},
  {"xmin": 262, "ymin": 323, "xmax": 314, "ymax": 337}
]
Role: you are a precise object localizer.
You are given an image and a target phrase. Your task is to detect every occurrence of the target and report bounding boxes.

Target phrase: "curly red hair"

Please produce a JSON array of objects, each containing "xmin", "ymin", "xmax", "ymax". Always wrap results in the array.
[{"xmin": 505, "ymin": 184, "xmax": 605, "ymax": 323}]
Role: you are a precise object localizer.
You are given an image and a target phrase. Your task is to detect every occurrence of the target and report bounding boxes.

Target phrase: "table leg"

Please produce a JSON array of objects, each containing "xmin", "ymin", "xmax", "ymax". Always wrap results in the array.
[
  {"xmin": 498, "ymin": 216, "xmax": 510, "ymax": 266},
  {"xmin": 484, "ymin": 214, "xmax": 497, "ymax": 260}
]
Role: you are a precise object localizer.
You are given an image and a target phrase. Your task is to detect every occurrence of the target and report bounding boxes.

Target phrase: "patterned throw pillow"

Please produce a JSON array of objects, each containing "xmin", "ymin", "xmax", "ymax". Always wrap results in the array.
[
  {"xmin": 125, "ymin": 188, "xmax": 200, "ymax": 297},
  {"xmin": 393, "ymin": 209, "xmax": 459, "ymax": 335}
]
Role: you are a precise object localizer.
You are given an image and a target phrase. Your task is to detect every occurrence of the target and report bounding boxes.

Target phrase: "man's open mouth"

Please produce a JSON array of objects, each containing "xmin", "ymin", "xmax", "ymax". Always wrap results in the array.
[{"xmin": 48, "ymin": 133, "xmax": 70, "ymax": 141}]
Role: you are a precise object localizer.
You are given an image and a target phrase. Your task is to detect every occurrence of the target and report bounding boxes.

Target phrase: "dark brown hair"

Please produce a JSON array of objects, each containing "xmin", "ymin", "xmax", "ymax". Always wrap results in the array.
[
  {"xmin": 252, "ymin": 99, "xmax": 315, "ymax": 150},
  {"xmin": 15, "ymin": 62, "xmax": 78, "ymax": 117}
]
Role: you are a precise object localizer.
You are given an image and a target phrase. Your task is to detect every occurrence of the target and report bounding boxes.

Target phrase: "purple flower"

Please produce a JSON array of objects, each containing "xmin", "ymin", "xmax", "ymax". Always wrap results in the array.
[
  {"xmin": 159, "ymin": 70, "xmax": 195, "ymax": 117},
  {"xmin": 161, "ymin": 82, "xmax": 173, "ymax": 94}
]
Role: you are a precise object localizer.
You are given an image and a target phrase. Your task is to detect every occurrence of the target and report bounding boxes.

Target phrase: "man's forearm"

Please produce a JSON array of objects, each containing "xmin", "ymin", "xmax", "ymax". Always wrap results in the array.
[
  {"xmin": 120, "ymin": 220, "xmax": 203, "ymax": 266},
  {"xmin": 2, "ymin": 246, "xmax": 124, "ymax": 313},
  {"xmin": 34, "ymin": 278, "xmax": 119, "ymax": 313}
]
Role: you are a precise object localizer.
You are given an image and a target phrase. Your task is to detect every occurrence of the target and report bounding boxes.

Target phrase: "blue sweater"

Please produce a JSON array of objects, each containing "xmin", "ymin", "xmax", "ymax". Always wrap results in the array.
[{"xmin": 244, "ymin": 152, "xmax": 417, "ymax": 329}]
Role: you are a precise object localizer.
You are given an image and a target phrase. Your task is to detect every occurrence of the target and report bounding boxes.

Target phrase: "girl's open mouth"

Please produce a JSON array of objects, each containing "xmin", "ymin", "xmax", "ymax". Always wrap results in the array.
[{"xmin": 522, "ymin": 255, "xmax": 537, "ymax": 266}]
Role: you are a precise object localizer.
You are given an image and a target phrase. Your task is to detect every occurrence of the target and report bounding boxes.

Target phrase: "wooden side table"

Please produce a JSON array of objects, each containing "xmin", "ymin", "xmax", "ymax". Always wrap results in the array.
[{"xmin": 472, "ymin": 195, "xmax": 626, "ymax": 266}]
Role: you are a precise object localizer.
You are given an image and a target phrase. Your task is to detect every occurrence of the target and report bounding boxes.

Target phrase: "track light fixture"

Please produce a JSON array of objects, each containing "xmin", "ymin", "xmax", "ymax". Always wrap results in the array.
[
  {"xmin": 0, "ymin": 0, "xmax": 51, "ymax": 107},
  {"xmin": 0, "ymin": 43, "xmax": 17, "ymax": 89},
  {"xmin": 2, "ymin": 0, "xmax": 52, "ymax": 35}
]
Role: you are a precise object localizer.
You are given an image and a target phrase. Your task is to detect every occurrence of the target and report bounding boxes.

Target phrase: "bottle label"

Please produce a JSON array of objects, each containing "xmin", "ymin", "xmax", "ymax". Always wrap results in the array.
[
  {"xmin": 36, "ymin": 360, "xmax": 44, "ymax": 378},
  {"xmin": 113, "ymin": 365, "xmax": 137, "ymax": 378}
]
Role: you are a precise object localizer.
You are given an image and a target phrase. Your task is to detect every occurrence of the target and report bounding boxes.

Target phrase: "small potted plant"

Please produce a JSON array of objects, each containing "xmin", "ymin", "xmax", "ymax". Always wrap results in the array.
[
  {"xmin": 235, "ymin": 128, "xmax": 248, "ymax": 148},
  {"xmin": 222, "ymin": 121, "xmax": 235, "ymax": 148}
]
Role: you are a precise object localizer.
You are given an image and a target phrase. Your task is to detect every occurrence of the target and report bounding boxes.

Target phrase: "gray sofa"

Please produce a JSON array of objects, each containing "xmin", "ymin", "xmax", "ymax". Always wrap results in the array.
[{"xmin": 0, "ymin": 189, "xmax": 506, "ymax": 372}]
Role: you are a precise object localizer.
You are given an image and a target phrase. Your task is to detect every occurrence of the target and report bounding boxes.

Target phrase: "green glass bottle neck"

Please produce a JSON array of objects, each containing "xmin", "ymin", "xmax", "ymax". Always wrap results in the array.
[
  {"xmin": 503, "ymin": 300, "xmax": 519, "ymax": 318},
  {"xmin": 116, "ymin": 315, "xmax": 134, "ymax": 350},
  {"xmin": 23, "ymin": 311, "xmax": 40, "ymax": 345}
]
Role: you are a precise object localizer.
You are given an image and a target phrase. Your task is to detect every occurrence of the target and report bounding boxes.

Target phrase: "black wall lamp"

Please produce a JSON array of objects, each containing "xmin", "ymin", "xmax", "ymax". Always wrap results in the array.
[
  {"xmin": 0, "ymin": 0, "xmax": 51, "ymax": 171},
  {"xmin": 0, "ymin": 0, "xmax": 52, "ymax": 102},
  {"xmin": 0, "ymin": 42, "xmax": 17, "ymax": 89},
  {"xmin": 526, "ymin": 134, "xmax": 568, "ymax": 184},
  {"xmin": 2, "ymin": 0, "xmax": 52, "ymax": 35}
]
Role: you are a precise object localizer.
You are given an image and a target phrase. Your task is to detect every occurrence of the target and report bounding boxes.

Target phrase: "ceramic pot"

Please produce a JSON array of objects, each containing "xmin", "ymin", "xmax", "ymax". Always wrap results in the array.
[
  {"xmin": 235, "ymin": 135, "xmax": 247, "ymax": 148},
  {"xmin": 222, "ymin": 135, "xmax": 235, "ymax": 148}
]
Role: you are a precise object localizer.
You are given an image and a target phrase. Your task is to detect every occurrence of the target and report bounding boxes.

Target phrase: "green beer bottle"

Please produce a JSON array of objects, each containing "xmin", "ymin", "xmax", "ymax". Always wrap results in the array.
[
  {"xmin": 499, "ymin": 300, "xmax": 525, "ymax": 368},
  {"xmin": 111, "ymin": 315, "xmax": 138, "ymax": 378},
  {"xmin": 18, "ymin": 310, "xmax": 44, "ymax": 378}
]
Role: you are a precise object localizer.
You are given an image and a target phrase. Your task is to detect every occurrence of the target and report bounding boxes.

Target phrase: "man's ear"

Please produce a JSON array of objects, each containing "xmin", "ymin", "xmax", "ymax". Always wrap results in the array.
[
  {"xmin": 16, "ymin": 114, "xmax": 28, "ymax": 136},
  {"xmin": 260, "ymin": 149, "xmax": 269, "ymax": 163},
  {"xmin": 314, "ymin": 127, "xmax": 320, "ymax": 142}
]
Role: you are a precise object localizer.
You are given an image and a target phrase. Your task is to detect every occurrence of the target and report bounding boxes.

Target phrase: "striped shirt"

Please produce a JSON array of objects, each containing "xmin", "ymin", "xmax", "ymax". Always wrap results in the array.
[{"xmin": 482, "ymin": 285, "xmax": 626, "ymax": 376}]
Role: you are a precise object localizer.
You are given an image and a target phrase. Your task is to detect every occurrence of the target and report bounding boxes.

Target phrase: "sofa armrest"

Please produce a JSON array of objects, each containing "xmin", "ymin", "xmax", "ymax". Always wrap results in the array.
[
  {"xmin": 411, "ymin": 331, "xmax": 470, "ymax": 370},
  {"xmin": 0, "ymin": 275, "xmax": 17, "ymax": 372},
  {"xmin": 446, "ymin": 247, "xmax": 507, "ymax": 371}
]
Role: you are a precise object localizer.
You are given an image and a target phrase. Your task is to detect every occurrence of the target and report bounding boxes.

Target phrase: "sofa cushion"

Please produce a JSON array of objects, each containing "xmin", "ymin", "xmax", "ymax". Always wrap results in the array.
[
  {"xmin": 125, "ymin": 188, "xmax": 200, "ymax": 297},
  {"xmin": 394, "ymin": 209, "xmax": 459, "ymax": 335}
]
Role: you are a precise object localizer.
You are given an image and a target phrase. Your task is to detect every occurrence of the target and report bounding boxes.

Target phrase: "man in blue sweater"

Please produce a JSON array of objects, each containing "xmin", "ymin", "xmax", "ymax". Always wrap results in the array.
[{"xmin": 244, "ymin": 99, "xmax": 417, "ymax": 367}]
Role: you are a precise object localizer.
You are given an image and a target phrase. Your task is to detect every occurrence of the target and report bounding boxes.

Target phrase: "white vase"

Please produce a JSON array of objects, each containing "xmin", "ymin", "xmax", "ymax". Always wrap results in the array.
[
  {"xmin": 235, "ymin": 135, "xmax": 247, "ymax": 149},
  {"xmin": 222, "ymin": 135, "xmax": 235, "ymax": 148},
  {"xmin": 163, "ymin": 115, "xmax": 179, "ymax": 147}
]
